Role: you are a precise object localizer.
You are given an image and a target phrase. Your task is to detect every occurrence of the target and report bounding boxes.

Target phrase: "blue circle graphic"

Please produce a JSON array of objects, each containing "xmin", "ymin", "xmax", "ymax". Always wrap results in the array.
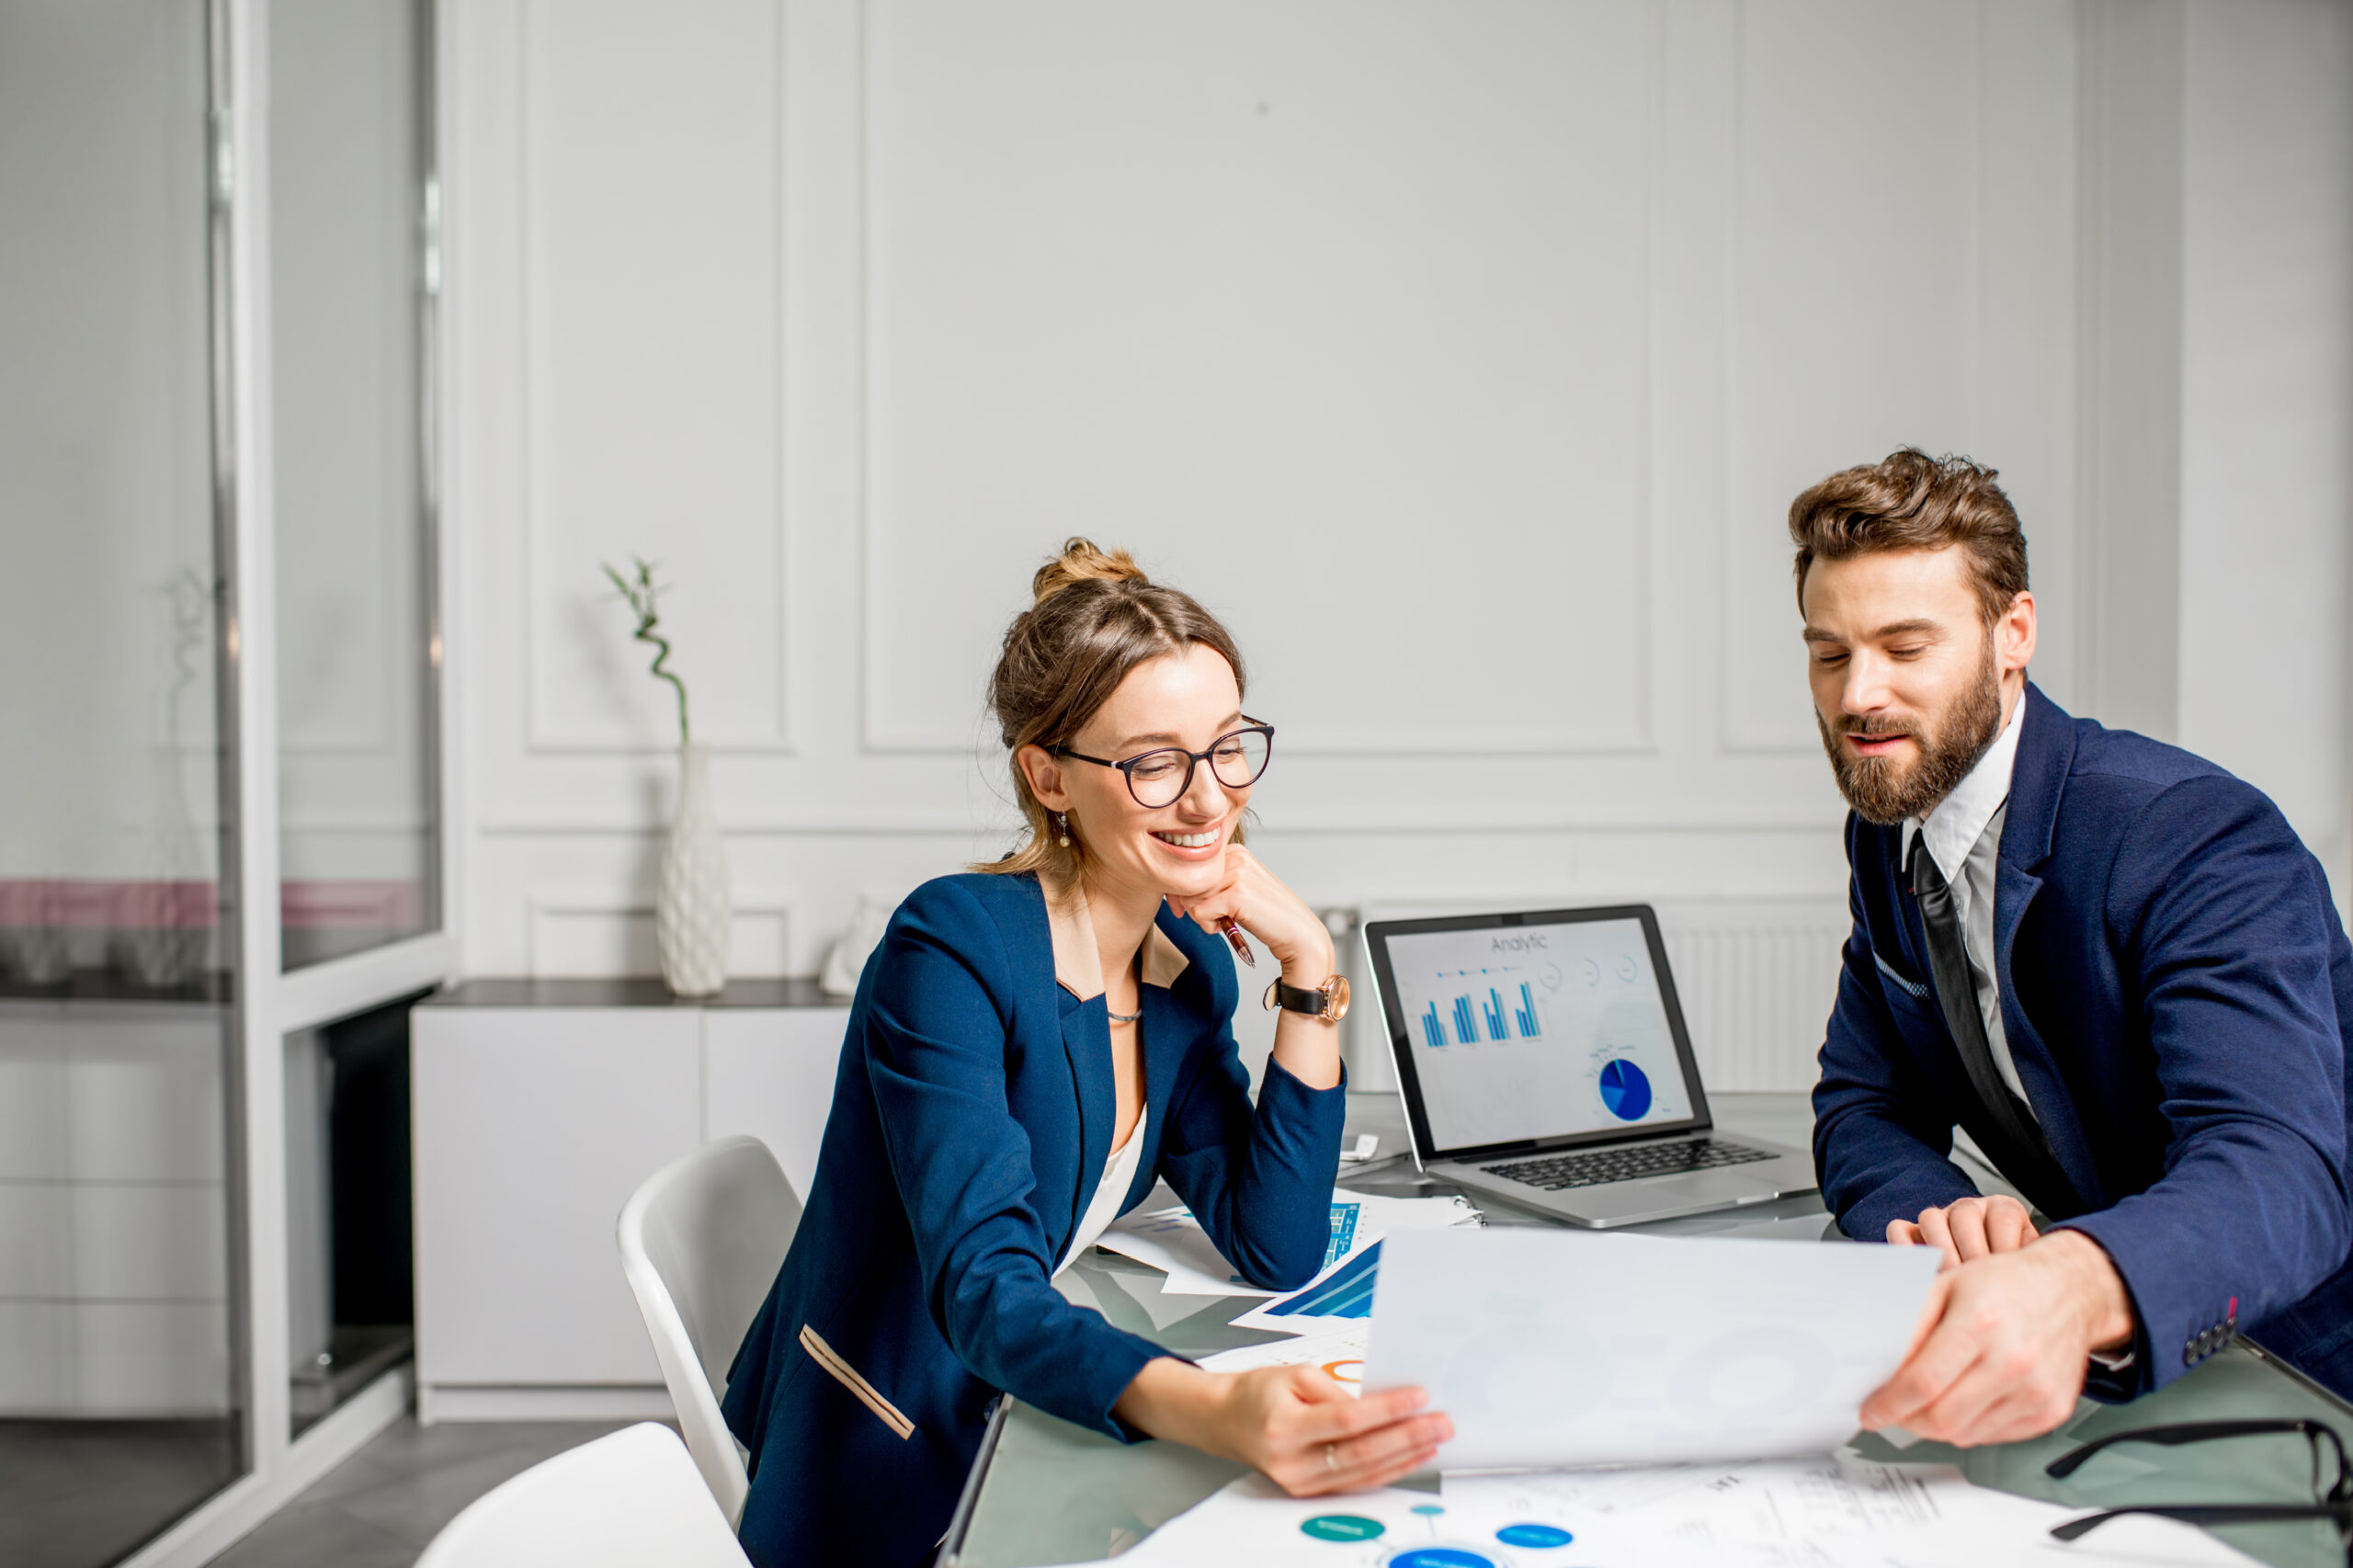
[
  {"xmin": 1386, "ymin": 1551, "xmax": 1495, "ymax": 1568},
  {"xmin": 1495, "ymin": 1523, "xmax": 1574, "ymax": 1548},
  {"xmin": 1597, "ymin": 1058, "xmax": 1652, "ymax": 1120}
]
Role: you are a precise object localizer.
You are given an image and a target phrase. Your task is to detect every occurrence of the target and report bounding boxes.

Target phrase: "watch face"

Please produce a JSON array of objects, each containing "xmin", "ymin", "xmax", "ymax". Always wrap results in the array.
[{"xmin": 1319, "ymin": 975, "xmax": 1350, "ymax": 1022}]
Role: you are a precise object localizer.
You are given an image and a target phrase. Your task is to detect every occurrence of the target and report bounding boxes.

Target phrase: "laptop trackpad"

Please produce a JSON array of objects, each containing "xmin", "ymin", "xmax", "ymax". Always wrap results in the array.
[{"xmin": 1569, "ymin": 1169, "xmax": 1780, "ymax": 1223}]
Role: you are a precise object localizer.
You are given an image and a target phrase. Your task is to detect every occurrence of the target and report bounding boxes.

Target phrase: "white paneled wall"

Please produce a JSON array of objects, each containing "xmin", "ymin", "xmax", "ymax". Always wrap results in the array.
[{"xmin": 445, "ymin": 0, "xmax": 2351, "ymax": 1093}]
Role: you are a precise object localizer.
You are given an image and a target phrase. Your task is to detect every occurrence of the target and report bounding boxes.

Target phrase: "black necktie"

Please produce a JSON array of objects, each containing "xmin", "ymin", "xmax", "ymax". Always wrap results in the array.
[{"xmin": 1908, "ymin": 832, "xmax": 2081, "ymax": 1219}]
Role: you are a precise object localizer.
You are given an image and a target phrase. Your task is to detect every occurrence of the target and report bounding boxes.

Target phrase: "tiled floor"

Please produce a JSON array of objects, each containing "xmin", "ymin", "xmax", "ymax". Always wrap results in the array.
[
  {"xmin": 209, "ymin": 1418, "xmax": 660, "ymax": 1568},
  {"xmin": 0, "ymin": 1418, "xmax": 241, "ymax": 1568}
]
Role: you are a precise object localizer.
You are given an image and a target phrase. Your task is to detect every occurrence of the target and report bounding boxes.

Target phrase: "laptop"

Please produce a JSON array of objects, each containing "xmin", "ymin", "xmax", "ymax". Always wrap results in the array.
[{"xmin": 1361, "ymin": 904, "xmax": 1819, "ymax": 1227}]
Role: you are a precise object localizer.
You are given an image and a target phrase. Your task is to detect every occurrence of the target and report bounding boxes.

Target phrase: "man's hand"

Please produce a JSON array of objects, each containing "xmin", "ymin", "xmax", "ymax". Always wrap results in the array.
[
  {"xmin": 1860, "ymin": 1230, "xmax": 2134, "ymax": 1447},
  {"xmin": 1887, "ymin": 1194, "xmax": 2038, "ymax": 1269}
]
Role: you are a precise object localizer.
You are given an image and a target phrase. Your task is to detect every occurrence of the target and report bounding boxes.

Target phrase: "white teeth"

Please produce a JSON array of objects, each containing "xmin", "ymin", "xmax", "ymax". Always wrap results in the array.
[{"xmin": 1154, "ymin": 830, "xmax": 1218, "ymax": 848}]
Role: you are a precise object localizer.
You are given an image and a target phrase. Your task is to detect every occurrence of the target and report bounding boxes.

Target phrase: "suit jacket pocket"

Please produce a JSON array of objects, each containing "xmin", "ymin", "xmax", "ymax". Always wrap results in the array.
[
  {"xmin": 799, "ymin": 1324, "xmax": 915, "ymax": 1441},
  {"xmin": 1873, "ymin": 949, "xmax": 1933, "ymax": 1005}
]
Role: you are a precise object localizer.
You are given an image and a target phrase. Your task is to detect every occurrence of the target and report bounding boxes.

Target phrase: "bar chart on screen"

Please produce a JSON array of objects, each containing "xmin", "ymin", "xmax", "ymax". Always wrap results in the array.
[{"xmin": 1419, "ymin": 976, "xmax": 1547, "ymax": 1047}]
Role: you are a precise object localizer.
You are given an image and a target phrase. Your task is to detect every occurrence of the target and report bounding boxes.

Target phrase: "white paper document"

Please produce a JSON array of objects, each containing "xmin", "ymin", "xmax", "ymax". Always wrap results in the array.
[
  {"xmin": 1095, "ymin": 1460, "xmax": 2256, "ymax": 1568},
  {"xmin": 1364, "ymin": 1227, "xmax": 1941, "ymax": 1469},
  {"xmin": 1100, "ymin": 1190, "xmax": 1478, "ymax": 1299},
  {"xmin": 1197, "ymin": 1327, "xmax": 1370, "ymax": 1393},
  {"xmin": 1109, "ymin": 1473, "xmax": 1587, "ymax": 1568},
  {"xmin": 1447, "ymin": 1457, "xmax": 2258, "ymax": 1568}
]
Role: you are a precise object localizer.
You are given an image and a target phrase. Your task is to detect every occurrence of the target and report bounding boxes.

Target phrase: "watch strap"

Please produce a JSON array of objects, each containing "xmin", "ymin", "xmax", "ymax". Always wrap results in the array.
[
  {"xmin": 1266, "ymin": 977, "xmax": 1325, "ymax": 1015},
  {"xmin": 1262, "ymin": 973, "xmax": 1348, "ymax": 1022}
]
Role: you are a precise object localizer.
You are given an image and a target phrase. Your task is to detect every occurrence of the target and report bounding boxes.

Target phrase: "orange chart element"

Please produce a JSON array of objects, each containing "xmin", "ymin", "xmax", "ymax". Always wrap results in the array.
[{"xmin": 1321, "ymin": 1358, "xmax": 1364, "ymax": 1384}]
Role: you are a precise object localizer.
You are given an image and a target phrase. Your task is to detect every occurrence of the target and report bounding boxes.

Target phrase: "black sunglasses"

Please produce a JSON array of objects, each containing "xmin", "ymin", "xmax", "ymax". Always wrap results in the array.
[{"xmin": 2046, "ymin": 1419, "xmax": 2351, "ymax": 1562}]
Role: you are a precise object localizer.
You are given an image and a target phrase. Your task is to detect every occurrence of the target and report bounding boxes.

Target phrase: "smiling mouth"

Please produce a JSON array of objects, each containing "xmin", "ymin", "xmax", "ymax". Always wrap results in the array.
[{"xmin": 1152, "ymin": 829, "xmax": 1221, "ymax": 848}]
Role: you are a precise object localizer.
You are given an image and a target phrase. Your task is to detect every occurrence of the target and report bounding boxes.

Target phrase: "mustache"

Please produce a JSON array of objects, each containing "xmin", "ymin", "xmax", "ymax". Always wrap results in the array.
[{"xmin": 1833, "ymin": 715, "xmax": 1917, "ymax": 739}]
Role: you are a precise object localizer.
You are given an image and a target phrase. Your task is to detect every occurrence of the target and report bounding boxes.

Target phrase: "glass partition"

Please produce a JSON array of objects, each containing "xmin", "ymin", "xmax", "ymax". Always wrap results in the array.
[
  {"xmin": 270, "ymin": 0, "xmax": 439, "ymax": 971},
  {"xmin": 0, "ymin": 1, "xmax": 249, "ymax": 1561}
]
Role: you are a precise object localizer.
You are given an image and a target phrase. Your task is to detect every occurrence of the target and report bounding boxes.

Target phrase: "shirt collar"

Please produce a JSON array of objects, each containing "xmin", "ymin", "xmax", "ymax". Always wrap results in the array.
[{"xmin": 1900, "ymin": 689, "xmax": 2026, "ymax": 885}]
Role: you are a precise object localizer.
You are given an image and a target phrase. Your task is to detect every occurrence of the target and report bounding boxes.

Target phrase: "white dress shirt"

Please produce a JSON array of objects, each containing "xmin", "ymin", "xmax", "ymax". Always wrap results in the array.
[
  {"xmin": 1899, "ymin": 693, "xmax": 2032, "ymax": 1116},
  {"xmin": 1057, "ymin": 1103, "xmax": 1147, "ymax": 1275}
]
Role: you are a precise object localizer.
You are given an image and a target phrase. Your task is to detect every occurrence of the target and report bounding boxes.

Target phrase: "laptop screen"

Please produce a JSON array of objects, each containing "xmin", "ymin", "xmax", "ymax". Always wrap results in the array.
[{"xmin": 1366, "ymin": 907, "xmax": 1711, "ymax": 1161}]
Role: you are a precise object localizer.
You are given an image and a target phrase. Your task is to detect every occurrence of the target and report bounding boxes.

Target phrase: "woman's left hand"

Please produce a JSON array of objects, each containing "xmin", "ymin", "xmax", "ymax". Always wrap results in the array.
[{"xmin": 1166, "ymin": 845, "xmax": 1335, "ymax": 983}]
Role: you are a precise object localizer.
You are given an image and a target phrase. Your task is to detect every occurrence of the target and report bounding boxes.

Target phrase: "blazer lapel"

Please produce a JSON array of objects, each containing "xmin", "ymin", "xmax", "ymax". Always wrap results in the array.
[
  {"xmin": 1126, "ymin": 910, "xmax": 1195, "ymax": 1210},
  {"xmin": 1992, "ymin": 685, "xmax": 2102, "ymax": 1204},
  {"xmin": 1044, "ymin": 880, "xmax": 1111, "ymax": 1250}
]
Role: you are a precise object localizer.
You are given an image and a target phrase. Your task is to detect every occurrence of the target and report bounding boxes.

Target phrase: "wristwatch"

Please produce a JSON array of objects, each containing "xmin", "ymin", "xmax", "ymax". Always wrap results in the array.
[{"xmin": 1264, "ymin": 973, "xmax": 1350, "ymax": 1023}]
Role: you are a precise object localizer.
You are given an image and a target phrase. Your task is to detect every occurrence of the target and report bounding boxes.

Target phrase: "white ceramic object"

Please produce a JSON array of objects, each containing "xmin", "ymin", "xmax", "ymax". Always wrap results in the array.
[
  {"xmin": 818, "ymin": 895, "xmax": 894, "ymax": 998},
  {"xmin": 656, "ymin": 744, "xmax": 730, "ymax": 997}
]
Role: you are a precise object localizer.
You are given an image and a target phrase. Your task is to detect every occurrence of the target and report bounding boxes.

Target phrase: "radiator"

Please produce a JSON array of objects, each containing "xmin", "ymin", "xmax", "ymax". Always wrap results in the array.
[{"xmin": 1656, "ymin": 901, "xmax": 1849, "ymax": 1093}]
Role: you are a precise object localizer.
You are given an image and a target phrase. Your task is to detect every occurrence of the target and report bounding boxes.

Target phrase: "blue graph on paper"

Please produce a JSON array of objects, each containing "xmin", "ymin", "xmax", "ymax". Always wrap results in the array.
[
  {"xmin": 1261, "ymin": 1242, "xmax": 1382, "ymax": 1319},
  {"xmin": 1323, "ymin": 1202, "xmax": 1360, "ymax": 1271}
]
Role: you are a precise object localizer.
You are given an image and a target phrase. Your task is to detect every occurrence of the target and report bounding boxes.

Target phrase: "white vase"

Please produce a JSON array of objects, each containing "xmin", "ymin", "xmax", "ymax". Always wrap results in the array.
[{"xmin": 656, "ymin": 743, "xmax": 731, "ymax": 997}]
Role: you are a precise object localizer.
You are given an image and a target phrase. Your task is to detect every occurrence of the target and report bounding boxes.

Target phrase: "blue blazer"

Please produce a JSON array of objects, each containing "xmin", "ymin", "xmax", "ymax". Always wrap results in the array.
[
  {"xmin": 721, "ymin": 871, "xmax": 1347, "ymax": 1567},
  {"xmin": 1814, "ymin": 684, "xmax": 2353, "ymax": 1400}
]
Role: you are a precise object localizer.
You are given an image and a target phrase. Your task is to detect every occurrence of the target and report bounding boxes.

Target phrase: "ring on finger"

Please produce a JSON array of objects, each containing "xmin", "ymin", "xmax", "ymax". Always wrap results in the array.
[{"xmin": 1324, "ymin": 1442, "xmax": 1339, "ymax": 1473}]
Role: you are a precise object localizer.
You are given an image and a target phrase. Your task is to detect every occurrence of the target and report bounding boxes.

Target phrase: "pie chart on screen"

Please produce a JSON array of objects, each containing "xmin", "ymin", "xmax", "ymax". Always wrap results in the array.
[{"xmin": 1597, "ymin": 1059, "xmax": 1652, "ymax": 1120}]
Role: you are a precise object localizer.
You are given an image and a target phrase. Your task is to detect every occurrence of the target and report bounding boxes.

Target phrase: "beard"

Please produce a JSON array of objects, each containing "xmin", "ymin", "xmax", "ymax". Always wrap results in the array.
[{"xmin": 1816, "ymin": 642, "xmax": 2006, "ymax": 826}]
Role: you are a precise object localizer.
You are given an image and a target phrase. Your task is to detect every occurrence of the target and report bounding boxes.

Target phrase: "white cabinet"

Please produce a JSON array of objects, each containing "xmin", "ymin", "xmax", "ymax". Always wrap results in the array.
[
  {"xmin": 411, "ymin": 981, "xmax": 849, "ymax": 1420},
  {"xmin": 703, "ymin": 1008, "xmax": 849, "ymax": 1204}
]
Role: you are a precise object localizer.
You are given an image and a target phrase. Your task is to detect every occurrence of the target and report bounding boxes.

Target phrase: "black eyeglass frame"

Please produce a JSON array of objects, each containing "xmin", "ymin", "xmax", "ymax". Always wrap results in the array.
[
  {"xmin": 2045, "ymin": 1419, "xmax": 2351, "ymax": 1560},
  {"xmin": 1049, "ymin": 719, "xmax": 1276, "ymax": 808}
]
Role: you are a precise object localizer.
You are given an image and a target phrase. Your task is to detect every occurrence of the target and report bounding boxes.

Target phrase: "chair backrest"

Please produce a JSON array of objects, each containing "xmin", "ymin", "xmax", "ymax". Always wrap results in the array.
[
  {"xmin": 617, "ymin": 1134, "xmax": 801, "ymax": 1528},
  {"xmin": 415, "ymin": 1422, "xmax": 752, "ymax": 1568}
]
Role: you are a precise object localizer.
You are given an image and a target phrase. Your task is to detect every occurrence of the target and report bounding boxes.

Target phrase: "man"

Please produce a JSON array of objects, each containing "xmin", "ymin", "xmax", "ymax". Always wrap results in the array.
[{"xmin": 1796, "ymin": 448, "xmax": 2353, "ymax": 1446}]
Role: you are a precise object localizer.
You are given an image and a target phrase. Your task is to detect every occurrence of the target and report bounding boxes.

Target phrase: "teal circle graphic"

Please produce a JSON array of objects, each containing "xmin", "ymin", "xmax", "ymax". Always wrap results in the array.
[
  {"xmin": 1301, "ymin": 1515, "xmax": 1385, "ymax": 1542},
  {"xmin": 1386, "ymin": 1550, "xmax": 1495, "ymax": 1568},
  {"xmin": 1495, "ymin": 1523, "xmax": 1574, "ymax": 1548},
  {"xmin": 1411, "ymin": 1504, "xmax": 1446, "ymax": 1516}
]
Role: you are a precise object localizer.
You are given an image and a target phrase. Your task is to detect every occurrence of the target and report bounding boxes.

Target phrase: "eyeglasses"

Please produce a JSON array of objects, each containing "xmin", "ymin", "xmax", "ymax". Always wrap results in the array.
[
  {"xmin": 2045, "ymin": 1419, "xmax": 2351, "ymax": 1562},
  {"xmin": 1050, "ymin": 720, "xmax": 1275, "ymax": 809}
]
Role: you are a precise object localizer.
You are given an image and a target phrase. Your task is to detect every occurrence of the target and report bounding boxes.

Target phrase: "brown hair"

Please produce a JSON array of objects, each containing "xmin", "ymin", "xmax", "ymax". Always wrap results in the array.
[
  {"xmin": 974, "ymin": 539, "xmax": 1247, "ymax": 881},
  {"xmin": 1788, "ymin": 448, "xmax": 2029, "ymax": 626}
]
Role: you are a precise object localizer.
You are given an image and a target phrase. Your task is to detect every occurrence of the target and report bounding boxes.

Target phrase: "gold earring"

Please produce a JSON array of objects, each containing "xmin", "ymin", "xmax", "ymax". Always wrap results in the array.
[{"xmin": 1054, "ymin": 811, "xmax": 1071, "ymax": 848}]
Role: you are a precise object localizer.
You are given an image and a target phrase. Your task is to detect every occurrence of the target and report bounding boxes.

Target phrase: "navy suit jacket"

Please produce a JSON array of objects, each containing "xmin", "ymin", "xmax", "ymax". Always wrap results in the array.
[
  {"xmin": 1814, "ymin": 684, "xmax": 2353, "ymax": 1399},
  {"xmin": 721, "ymin": 871, "xmax": 1346, "ymax": 1567}
]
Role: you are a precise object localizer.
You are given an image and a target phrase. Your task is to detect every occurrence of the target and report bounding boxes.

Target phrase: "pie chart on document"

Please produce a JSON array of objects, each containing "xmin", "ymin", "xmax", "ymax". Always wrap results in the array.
[{"xmin": 1597, "ymin": 1058, "xmax": 1651, "ymax": 1120}]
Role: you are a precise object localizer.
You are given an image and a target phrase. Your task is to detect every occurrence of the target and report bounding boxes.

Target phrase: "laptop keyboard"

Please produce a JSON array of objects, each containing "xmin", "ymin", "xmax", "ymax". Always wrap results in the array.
[{"xmin": 1482, "ymin": 1139, "xmax": 1777, "ymax": 1192}]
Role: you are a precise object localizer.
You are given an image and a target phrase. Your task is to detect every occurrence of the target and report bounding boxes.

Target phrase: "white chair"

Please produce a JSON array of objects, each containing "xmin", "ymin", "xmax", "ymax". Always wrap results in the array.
[
  {"xmin": 617, "ymin": 1134, "xmax": 801, "ymax": 1528},
  {"xmin": 415, "ymin": 1422, "xmax": 752, "ymax": 1568}
]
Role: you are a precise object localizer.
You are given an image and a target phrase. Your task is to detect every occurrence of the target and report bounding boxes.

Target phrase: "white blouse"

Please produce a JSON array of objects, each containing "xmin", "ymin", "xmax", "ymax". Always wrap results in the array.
[{"xmin": 1056, "ymin": 1104, "xmax": 1148, "ymax": 1275}]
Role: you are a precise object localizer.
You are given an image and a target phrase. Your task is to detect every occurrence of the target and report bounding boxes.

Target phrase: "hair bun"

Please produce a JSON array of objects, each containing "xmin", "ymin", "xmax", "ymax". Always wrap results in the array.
[{"xmin": 1030, "ymin": 537, "xmax": 1146, "ymax": 608}]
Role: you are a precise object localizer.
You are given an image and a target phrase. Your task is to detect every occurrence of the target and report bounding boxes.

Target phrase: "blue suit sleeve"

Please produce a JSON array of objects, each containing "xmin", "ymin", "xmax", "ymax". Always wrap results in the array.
[
  {"xmin": 2056, "ymin": 777, "xmax": 2351, "ymax": 1394},
  {"xmin": 1156, "ymin": 958, "xmax": 1347, "ymax": 1292},
  {"xmin": 1813, "ymin": 860, "xmax": 1983, "ymax": 1240},
  {"xmin": 861, "ymin": 881, "xmax": 1167, "ymax": 1443}
]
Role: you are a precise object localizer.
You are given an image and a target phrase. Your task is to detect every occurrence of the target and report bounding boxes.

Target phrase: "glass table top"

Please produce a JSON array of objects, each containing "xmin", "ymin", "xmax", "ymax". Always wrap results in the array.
[{"xmin": 944, "ymin": 1094, "xmax": 2351, "ymax": 1568}]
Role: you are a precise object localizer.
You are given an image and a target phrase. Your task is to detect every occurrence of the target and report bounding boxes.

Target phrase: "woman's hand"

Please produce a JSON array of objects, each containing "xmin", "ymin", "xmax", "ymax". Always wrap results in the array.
[
  {"xmin": 1113, "ymin": 1358, "xmax": 1451, "ymax": 1494},
  {"xmin": 1167, "ymin": 846, "xmax": 1343, "ymax": 1088},
  {"xmin": 1166, "ymin": 845, "xmax": 1335, "ymax": 984}
]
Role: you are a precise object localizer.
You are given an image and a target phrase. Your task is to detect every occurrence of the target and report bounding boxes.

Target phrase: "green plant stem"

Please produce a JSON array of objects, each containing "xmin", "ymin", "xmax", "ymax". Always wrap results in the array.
[{"xmin": 601, "ymin": 558, "xmax": 693, "ymax": 745}]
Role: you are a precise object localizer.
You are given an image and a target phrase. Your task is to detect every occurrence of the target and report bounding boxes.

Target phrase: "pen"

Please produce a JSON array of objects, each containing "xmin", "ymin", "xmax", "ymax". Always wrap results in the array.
[{"xmin": 1218, "ymin": 918, "xmax": 1256, "ymax": 968}]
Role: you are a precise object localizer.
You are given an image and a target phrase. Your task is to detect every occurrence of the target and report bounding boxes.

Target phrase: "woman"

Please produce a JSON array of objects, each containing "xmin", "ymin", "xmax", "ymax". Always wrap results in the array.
[{"xmin": 721, "ymin": 540, "xmax": 1452, "ymax": 1564}]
